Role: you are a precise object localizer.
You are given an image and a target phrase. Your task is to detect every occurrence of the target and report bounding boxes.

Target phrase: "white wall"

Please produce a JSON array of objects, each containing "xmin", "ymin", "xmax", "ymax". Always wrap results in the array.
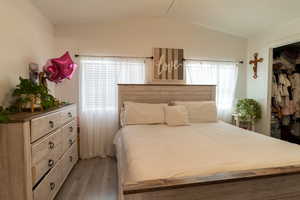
[
  {"xmin": 0, "ymin": 0, "xmax": 55, "ymax": 107},
  {"xmin": 247, "ymin": 19, "xmax": 300, "ymax": 135},
  {"xmin": 54, "ymin": 18, "xmax": 247, "ymax": 105}
]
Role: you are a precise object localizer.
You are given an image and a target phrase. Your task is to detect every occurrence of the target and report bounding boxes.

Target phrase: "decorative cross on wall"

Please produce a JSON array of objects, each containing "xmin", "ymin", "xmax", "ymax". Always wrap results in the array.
[{"xmin": 249, "ymin": 53, "xmax": 263, "ymax": 79}]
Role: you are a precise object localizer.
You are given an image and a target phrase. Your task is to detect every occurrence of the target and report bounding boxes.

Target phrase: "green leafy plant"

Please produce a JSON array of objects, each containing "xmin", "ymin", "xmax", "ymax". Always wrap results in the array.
[
  {"xmin": 0, "ymin": 77, "xmax": 61, "ymax": 123},
  {"xmin": 13, "ymin": 77, "xmax": 43, "ymax": 97},
  {"xmin": 236, "ymin": 99, "xmax": 262, "ymax": 122},
  {"xmin": 12, "ymin": 77, "xmax": 58, "ymax": 111},
  {"xmin": 40, "ymin": 93, "xmax": 57, "ymax": 110}
]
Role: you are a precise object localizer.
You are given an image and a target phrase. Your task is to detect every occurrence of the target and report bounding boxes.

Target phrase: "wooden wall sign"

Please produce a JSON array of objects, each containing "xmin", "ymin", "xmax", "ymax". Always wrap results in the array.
[
  {"xmin": 249, "ymin": 53, "xmax": 263, "ymax": 79},
  {"xmin": 151, "ymin": 48, "xmax": 184, "ymax": 84}
]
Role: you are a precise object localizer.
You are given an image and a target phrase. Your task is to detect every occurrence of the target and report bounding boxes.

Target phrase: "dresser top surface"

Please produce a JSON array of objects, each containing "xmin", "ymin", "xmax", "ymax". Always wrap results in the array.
[{"xmin": 4, "ymin": 104, "xmax": 76, "ymax": 123}]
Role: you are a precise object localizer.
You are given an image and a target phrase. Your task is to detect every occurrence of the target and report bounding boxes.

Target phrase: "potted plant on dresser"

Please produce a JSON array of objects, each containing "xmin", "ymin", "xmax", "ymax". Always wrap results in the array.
[{"xmin": 11, "ymin": 77, "xmax": 58, "ymax": 112}]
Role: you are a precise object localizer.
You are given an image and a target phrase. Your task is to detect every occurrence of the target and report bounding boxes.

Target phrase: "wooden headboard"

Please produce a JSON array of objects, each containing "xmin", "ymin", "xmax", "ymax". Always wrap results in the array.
[{"xmin": 118, "ymin": 84, "xmax": 216, "ymax": 111}]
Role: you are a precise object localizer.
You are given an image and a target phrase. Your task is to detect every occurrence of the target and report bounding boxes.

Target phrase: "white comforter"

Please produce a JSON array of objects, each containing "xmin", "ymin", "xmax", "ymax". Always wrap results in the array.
[{"xmin": 114, "ymin": 122, "xmax": 300, "ymax": 184}]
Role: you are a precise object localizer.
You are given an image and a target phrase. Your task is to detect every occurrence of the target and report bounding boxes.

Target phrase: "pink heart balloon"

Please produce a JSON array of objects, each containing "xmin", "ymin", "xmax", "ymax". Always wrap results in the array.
[
  {"xmin": 43, "ymin": 60, "xmax": 61, "ymax": 83},
  {"xmin": 52, "ymin": 52, "xmax": 76, "ymax": 78},
  {"xmin": 43, "ymin": 51, "xmax": 77, "ymax": 83}
]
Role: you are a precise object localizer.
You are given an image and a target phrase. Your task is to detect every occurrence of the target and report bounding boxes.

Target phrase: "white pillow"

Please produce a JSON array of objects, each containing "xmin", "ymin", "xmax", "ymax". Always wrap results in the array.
[
  {"xmin": 124, "ymin": 102, "xmax": 167, "ymax": 125},
  {"xmin": 164, "ymin": 105, "xmax": 190, "ymax": 126},
  {"xmin": 174, "ymin": 101, "xmax": 217, "ymax": 123}
]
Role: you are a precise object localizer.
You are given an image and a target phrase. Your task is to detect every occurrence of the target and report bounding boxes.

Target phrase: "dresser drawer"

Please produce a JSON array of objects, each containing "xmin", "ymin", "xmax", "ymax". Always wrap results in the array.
[
  {"xmin": 60, "ymin": 106, "xmax": 77, "ymax": 125},
  {"xmin": 62, "ymin": 141, "xmax": 78, "ymax": 179},
  {"xmin": 31, "ymin": 112, "xmax": 61, "ymax": 142},
  {"xmin": 62, "ymin": 120, "xmax": 77, "ymax": 153},
  {"xmin": 32, "ymin": 129, "xmax": 63, "ymax": 185},
  {"xmin": 33, "ymin": 156, "xmax": 63, "ymax": 200}
]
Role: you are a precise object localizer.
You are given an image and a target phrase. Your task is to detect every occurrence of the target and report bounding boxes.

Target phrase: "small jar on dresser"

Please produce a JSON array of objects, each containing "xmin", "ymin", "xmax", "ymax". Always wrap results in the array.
[{"xmin": 0, "ymin": 104, "xmax": 78, "ymax": 200}]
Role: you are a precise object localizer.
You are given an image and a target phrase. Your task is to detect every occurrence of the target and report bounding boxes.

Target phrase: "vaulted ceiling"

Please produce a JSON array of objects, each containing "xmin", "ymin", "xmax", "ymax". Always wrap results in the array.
[{"xmin": 32, "ymin": 0, "xmax": 300, "ymax": 38}]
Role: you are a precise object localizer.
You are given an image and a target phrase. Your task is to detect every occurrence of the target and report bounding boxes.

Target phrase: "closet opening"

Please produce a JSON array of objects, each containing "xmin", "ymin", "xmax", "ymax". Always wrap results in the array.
[{"xmin": 271, "ymin": 42, "xmax": 300, "ymax": 144}]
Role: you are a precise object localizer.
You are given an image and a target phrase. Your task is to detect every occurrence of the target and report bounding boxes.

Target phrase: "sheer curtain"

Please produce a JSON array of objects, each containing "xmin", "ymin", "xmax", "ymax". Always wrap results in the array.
[
  {"xmin": 185, "ymin": 61, "xmax": 238, "ymax": 122},
  {"xmin": 79, "ymin": 57, "xmax": 145, "ymax": 159}
]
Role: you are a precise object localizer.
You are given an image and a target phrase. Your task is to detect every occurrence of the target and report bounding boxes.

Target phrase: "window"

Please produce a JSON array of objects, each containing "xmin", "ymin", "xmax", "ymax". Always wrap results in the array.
[
  {"xmin": 185, "ymin": 61, "xmax": 238, "ymax": 122},
  {"xmin": 79, "ymin": 57, "xmax": 145, "ymax": 158},
  {"xmin": 80, "ymin": 57, "xmax": 145, "ymax": 111}
]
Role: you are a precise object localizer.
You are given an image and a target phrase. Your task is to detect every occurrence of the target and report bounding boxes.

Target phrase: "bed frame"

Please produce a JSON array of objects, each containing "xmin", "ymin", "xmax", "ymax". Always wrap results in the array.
[{"xmin": 117, "ymin": 84, "xmax": 300, "ymax": 200}]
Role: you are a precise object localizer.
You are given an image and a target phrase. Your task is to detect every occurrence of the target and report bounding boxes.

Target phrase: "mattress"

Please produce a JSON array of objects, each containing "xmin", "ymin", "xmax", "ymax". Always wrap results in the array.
[{"xmin": 114, "ymin": 122, "xmax": 300, "ymax": 184}]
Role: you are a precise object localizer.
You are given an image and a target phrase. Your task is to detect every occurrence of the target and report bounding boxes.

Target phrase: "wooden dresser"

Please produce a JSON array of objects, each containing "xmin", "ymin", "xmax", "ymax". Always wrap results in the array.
[{"xmin": 0, "ymin": 104, "xmax": 78, "ymax": 200}]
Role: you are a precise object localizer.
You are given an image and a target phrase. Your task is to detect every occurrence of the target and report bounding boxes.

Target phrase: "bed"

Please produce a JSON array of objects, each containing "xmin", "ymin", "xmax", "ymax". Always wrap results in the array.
[{"xmin": 116, "ymin": 84, "xmax": 300, "ymax": 200}]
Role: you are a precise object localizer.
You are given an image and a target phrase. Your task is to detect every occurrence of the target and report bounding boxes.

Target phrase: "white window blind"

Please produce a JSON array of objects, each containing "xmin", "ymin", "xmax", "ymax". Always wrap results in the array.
[{"xmin": 80, "ymin": 57, "xmax": 145, "ymax": 111}]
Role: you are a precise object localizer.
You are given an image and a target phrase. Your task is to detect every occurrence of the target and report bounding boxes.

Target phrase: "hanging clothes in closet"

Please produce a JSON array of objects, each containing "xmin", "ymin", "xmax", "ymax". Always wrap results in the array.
[{"xmin": 271, "ymin": 47, "xmax": 300, "ymax": 143}]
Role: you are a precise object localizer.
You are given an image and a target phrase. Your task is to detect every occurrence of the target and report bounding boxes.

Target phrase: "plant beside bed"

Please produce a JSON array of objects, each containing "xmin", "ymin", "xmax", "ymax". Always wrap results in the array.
[
  {"xmin": 236, "ymin": 98, "xmax": 262, "ymax": 122},
  {"xmin": 235, "ymin": 98, "xmax": 262, "ymax": 130}
]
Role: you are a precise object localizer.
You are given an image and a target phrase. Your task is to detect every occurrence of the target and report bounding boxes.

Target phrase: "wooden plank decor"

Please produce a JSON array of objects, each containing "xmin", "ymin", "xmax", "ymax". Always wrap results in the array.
[
  {"xmin": 118, "ymin": 84, "xmax": 216, "ymax": 115},
  {"xmin": 152, "ymin": 48, "xmax": 184, "ymax": 83}
]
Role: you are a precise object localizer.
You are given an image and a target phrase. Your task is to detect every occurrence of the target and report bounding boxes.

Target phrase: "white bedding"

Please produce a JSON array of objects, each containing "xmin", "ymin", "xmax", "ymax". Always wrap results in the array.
[{"xmin": 114, "ymin": 122, "xmax": 300, "ymax": 184}]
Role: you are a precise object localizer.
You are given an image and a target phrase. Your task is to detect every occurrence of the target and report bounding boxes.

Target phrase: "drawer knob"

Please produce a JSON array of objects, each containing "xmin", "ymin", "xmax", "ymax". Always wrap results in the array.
[
  {"xmin": 49, "ymin": 141, "xmax": 55, "ymax": 149},
  {"xmin": 69, "ymin": 126, "xmax": 73, "ymax": 132},
  {"xmin": 69, "ymin": 156, "xmax": 73, "ymax": 162},
  {"xmin": 50, "ymin": 182, "xmax": 55, "ymax": 190},
  {"xmin": 49, "ymin": 121, "xmax": 54, "ymax": 128},
  {"xmin": 69, "ymin": 139, "xmax": 73, "ymax": 147},
  {"xmin": 48, "ymin": 159, "xmax": 54, "ymax": 168},
  {"xmin": 68, "ymin": 112, "xmax": 72, "ymax": 118}
]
